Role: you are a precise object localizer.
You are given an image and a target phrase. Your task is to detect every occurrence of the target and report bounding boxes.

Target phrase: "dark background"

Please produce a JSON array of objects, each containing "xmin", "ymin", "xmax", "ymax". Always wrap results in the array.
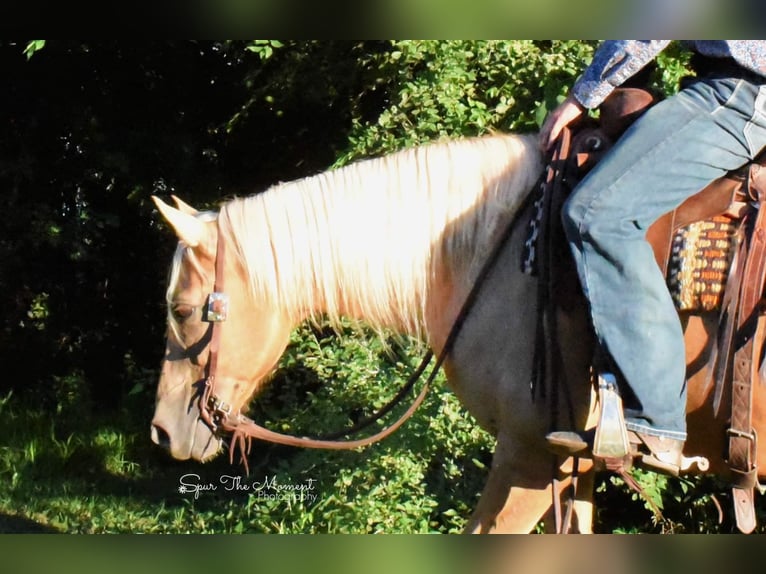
[{"xmin": 1, "ymin": 40, "xmax": 386, "ymax": 412}]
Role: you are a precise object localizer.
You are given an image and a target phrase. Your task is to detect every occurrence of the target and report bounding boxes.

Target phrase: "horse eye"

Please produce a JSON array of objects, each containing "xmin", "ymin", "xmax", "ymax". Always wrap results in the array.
[{"xmin": 171, "ymin": 304, "xmax": 195, "ymax": 322}]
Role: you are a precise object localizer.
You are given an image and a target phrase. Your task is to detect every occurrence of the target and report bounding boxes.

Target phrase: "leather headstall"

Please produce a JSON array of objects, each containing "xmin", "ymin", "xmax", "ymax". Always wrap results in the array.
[{"xmin": 195, "ymin": 220, "xmax": 443, "ymax": 473}]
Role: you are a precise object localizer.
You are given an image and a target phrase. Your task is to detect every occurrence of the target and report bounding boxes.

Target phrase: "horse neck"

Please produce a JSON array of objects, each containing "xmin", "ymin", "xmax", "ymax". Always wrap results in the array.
[{"xmin": 220, "ymin": 133, "xmax": 543, "ymax": 339}]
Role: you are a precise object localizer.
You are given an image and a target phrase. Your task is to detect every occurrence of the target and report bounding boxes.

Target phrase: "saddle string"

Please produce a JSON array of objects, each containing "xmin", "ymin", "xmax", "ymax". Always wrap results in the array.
[
  {"xmin": 543, "ymin": 129, "xmax": 570, "ymax": 533},
  {"xmin": 531, "ymin": 127, "xmax": 583, "ymax": 534}
]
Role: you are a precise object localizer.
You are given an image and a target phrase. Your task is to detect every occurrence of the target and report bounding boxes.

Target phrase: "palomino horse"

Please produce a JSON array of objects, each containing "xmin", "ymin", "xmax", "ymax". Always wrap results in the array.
[{"xmin": 151, "ymin": 131, "xmax": 766, "ymax": 533}]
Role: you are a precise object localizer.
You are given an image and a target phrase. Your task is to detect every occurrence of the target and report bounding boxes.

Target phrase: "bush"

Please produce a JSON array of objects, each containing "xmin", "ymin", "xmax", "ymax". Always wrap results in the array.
[{"xmin": 339, "ymin": 40, "xmax": 598, "ymax": 163}]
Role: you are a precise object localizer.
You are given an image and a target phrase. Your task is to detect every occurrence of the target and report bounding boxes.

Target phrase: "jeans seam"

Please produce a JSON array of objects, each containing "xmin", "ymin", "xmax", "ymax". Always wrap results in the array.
[{"xmin": 625, "ymin": 421, "xmax": 687, "ymax": 441}]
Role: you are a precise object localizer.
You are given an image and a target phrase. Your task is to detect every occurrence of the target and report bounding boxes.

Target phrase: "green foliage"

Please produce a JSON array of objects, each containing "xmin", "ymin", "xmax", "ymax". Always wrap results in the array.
[
  {"xmin": 221, "ymin": 40, "xmax": 374, "ymax": 148},
  {"xmin": 594, "ymin": 467, "xmax": 742, "ymax": 533},
  {"xmin": 0, "ymin": 323, "xmax": 493, "ymax": 533},
  {"xmin": 655, "ymin": 42, "xmax": 694, "ymax": 95},
  {"xmin": 244, "ymin": 40, "xmax": 285, "ymax": 60},
  {"xmin": 338, "ymin": 40, "xmax": 597, "ymax": 164},
  {"xmin": 23, "ymin": 40, "xmax": 45, "ymax": 60},
  {"xmin": 25, "ymin": 292, "xmax": 50, "ymax": 331}
]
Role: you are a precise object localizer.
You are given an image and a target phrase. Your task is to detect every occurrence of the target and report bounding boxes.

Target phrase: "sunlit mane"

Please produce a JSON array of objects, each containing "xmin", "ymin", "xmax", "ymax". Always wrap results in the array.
[{"xmin": 216, "ymin": 133, "xmax": 542, "ymax": 336}]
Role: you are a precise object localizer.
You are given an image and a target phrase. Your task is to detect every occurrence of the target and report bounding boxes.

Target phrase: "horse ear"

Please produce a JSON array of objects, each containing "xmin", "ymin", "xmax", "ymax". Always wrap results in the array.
[
  {"xmin": 152, "ymin": 195, "xmax": 207, "ymax": 248},
  {"xmin": 171, "ymin": 195, "xmax": 199, "ymax": 216}
]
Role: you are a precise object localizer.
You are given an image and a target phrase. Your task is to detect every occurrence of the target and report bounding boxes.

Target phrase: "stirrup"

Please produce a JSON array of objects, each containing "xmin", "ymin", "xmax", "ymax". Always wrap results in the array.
[
  {"xmin": 545, "ymin": 374, "xmax": 627, "ymax": 458},
  {"xmin": 546, "ymin": 372, "xmax": 710, "ymax": 476},
  {"xmin": 592, "ymin": 373, "xmax": 630, "ymax": 459},
  {"xmin": 589, "ymin": 373, "xmax": 634, "ymax": 472},
  {"xmin": 545, "ymin": 373, "xmax": 628, "ymax": 462}
]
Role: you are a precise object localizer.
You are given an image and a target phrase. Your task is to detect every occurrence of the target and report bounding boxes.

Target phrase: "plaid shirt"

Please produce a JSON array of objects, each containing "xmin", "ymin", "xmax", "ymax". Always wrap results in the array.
[{"xmin": 572, "ymin": 40, "xmax": 766, "ymax": 109}]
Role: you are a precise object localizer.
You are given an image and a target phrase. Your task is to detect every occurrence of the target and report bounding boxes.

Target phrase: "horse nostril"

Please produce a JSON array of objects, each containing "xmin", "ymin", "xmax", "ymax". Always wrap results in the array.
[{"xmin": 151, "ymin": 423, "xmax": 171, "ymax": 449}]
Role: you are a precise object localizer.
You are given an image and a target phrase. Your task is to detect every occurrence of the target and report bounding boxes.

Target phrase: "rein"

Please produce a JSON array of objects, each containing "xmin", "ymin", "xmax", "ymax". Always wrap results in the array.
[{"xmin": 197, "ymin": 197, "xmax": 524, "ymax": 469}]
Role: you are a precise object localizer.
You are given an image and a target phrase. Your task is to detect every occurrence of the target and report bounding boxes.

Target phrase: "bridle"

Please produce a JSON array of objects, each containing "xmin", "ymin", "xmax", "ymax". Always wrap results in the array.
[
  {"xmin": 194, "ymin": 220, "xmax": 438, "ymax": 472},
  {"xmin": 192, "ymin": 208, "xmax": 521, "ymax": 472}
]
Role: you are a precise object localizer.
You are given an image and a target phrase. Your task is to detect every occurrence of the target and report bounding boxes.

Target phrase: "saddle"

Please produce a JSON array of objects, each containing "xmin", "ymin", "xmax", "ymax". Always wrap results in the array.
[{"xmin": 530, "ymin": 86, "xmax": 766, "ymax": 533}]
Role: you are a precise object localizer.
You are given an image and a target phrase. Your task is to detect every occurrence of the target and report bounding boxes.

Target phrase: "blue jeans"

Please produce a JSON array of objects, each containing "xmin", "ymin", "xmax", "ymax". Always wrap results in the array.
[{"xmin": 562, "ymin": 77, "xmax": 766, "ymax": 441}]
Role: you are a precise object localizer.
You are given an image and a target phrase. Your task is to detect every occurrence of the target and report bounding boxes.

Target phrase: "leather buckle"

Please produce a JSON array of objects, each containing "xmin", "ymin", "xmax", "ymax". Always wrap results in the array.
[
  {"xmin": 205, "ymin": 394, "xmax": 234, "ymax": 432},
  {"xmin": 726, "ymin": 427, "xmax": 757, "ymax": 442},
  {"xmin": 205, "ymin": 292, "xmax": 229, "ymax": 322},
  {"xmin": 726, "ymin": 428, "xmax": 758, "ymax": 484}
]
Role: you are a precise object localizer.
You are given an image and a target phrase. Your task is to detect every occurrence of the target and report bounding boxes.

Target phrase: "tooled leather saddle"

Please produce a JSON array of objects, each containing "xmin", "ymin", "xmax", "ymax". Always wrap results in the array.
[{"xmin": 529, "ymin": 85, "xmax": 766, "ymax": 533}]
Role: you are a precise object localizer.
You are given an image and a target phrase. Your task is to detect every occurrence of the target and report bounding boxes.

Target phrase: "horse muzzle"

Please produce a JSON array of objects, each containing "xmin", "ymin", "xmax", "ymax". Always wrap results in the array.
[{"xmin": 151, "ymin": 402, "xmax": 224, "ymax": 462}]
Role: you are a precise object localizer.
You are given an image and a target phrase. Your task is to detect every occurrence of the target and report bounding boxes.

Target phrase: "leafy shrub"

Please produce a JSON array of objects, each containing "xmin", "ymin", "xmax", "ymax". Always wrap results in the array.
[{"xmin": 338, "ymin": 40, "xmax": 598, "ymax": 163}]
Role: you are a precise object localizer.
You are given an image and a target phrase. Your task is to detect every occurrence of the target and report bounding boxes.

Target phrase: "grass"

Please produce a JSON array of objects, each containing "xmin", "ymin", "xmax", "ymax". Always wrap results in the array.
[
  {"xmin": 0, "ymin": 321, "xmax": 759, "ymax": 534},
  {"xmin": 0, "ymin": 322, "xmax": 494, "ymax": 534}
]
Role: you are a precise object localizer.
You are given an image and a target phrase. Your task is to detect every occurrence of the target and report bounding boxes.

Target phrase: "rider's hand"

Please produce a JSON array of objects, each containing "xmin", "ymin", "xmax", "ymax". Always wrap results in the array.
[{"xmin": 539, "ymin": 94, "xmax": 585, "ymax": 152}]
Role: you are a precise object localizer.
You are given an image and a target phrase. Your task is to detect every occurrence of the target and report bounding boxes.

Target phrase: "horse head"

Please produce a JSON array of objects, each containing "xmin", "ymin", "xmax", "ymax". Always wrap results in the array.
[{"xmin": 150, "ymin": 196, "xmax": 293, "ymax": 462}]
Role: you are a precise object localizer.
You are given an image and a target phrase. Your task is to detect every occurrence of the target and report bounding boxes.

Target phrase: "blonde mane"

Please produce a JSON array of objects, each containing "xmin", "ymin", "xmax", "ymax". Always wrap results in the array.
[{"xmin": 217, "ymin": 132, "xmax": 543, "ymax": 337}]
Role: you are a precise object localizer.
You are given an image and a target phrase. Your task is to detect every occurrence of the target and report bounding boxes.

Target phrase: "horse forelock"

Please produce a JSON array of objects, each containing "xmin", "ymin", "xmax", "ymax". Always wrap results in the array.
[{"xmin": 216, "ymin": 132, "xmax": 543, "ymax": 337}]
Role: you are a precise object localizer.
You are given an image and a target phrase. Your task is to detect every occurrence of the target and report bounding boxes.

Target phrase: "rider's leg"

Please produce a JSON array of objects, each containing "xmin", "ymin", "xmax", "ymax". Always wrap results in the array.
[{"xmin": 554, "ymin": 77, "xmax": 766, "ymax": 469}]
